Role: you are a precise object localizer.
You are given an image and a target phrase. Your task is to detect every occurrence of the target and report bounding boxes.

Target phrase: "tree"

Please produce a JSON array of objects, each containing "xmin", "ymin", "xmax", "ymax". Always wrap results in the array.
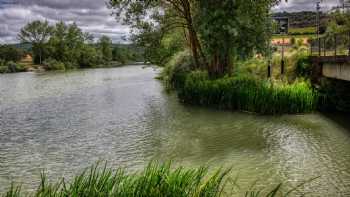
[
  {"xmin": 109, "ymin": 0, "xmax": 282, "ymax": 77},
  {"xmin": 0, "ymin": 45, "xmax": 25, "ymax": 62},
  {"xmin": 109, "ymin": 0, "xmax": 206, "ymax": 69},
  {"xmin": 194, "ymin": 0, "xmax": 277, "ymax": 76},
  {"xmin": 98, "ymin": 35, "xmax": 113, "ymax": 62},
  {"xmin": 18, "ymin": 20, "xmax": 52, "ymax": 64}
]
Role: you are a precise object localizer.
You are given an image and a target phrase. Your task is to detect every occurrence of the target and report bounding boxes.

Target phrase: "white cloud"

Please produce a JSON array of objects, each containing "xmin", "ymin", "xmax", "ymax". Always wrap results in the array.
[{"xmin": 0, "ymin": 0, "xmax": 128, "ymax": 44}]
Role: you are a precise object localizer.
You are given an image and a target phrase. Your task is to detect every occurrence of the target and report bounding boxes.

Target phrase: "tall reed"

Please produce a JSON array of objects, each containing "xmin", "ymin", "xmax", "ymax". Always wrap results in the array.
[
  {"xmin": 179, "ymin": 72, "xmax": 318, "ymax": 114},
  {"xmin": 2, "ymin": 161, "xmax": 318, "ymax": 197},
  {"xmin": 2, "ymin": 162, "xmax": 229, "ymax": 197}
]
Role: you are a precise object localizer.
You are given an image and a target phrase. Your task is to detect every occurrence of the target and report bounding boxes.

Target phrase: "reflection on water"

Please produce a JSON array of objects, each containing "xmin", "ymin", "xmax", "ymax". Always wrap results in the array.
[{"xmin": 0, "ymin": 66, "xmax": 349, "ymax": 196}]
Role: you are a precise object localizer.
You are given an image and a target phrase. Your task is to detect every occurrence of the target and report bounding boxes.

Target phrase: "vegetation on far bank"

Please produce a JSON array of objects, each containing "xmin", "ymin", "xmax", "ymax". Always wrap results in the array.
[
  {"xmin": 0, "ymin": 21, "xmax": 143, "ymax": 74},
  {"xmin": 2, "ymin": 161, "xmax": 315, "ymax": 197}
]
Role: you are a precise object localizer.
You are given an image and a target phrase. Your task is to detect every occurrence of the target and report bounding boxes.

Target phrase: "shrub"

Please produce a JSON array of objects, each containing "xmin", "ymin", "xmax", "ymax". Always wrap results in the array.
[
  {"xmin": 6, "ymin": 61, "xmax": 26, "ymax": 73},
  {"xmin": 0, "ymin": 66, "xmax": 8, "ymax": 73},
  {"xmin": 0, "ymin": 60, "xmax": 26, "ymax": 73},
  {"xmin": 296, "ymin": 55, "xmax": 312, "ymax": 77},
  {"xmin": 79, "ymin": 46, "xmax": 104, "ymax": 68},
  {"xmin": 235, "ymin": 58, "xmax": 267, "ymax": 79},
  {"xmin": 160, "ymin": 50, "xmax": 193, "ymax": 90},
  {"xmin": 179, "ymin": 72, "xmax": 318, "ymax": 114},
  {"xmin": 43, "ymin": 58, "xmax": 66, "ymax": 70},
  {"xmin": 0, "ymin": 45, "xmax": 25, "ymax": 62}
]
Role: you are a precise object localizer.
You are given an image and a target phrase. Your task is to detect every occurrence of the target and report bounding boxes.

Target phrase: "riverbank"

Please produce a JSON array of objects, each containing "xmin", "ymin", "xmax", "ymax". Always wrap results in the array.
[
  {"xmin": 160, "ymin": 50, "xmax": 319, "ymax": 115},
  {"xmin": 0, "ymin": 61, "xmax": 142, "ymax": 74}
]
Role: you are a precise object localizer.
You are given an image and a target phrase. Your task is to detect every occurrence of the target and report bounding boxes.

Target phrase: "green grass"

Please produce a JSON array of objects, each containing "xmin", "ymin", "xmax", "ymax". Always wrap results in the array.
[
  {"xmin": 178, "ymin": 72, "xmax": 318, "ymax": 114},
  {"xmin": 2, "ymin": 162, "xmax": 230, "ymax": 197},
  {"xmin": 289, "ymin": 27, "xmax": 316, "ymax": 35},
  {"xmin": 2, "ymin": 161, "xmax": 318, "ymax": 197}
]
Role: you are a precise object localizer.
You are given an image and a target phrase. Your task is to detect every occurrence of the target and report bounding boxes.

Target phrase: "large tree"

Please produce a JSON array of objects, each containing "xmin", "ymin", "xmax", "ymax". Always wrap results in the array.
[
  {"xmin": 109, "ymin": 0, "xmax": 281, "ymax": 76},
  {"xmin": 109, "ymin": 0, "xmax": 206, "ymax": 69},
  {"xmin": 194, "ymin": 0, "xmax": 277, "ymax": 76},
  {"xmin": 18, "ymin": 20, "xmax": 52, "ymax": 64}
]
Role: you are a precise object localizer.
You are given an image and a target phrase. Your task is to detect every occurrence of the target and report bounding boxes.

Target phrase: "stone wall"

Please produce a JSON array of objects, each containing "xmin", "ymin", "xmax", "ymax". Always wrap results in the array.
[{"xmin": 323, "ymin": 63, "xmax": 350, "ymax": 81}]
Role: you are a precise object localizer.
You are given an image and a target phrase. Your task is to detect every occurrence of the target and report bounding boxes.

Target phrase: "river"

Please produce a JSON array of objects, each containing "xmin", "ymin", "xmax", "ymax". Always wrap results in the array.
[{"xmin": 0, "ymin": 65, "xmax": 349, "ymax": 196}]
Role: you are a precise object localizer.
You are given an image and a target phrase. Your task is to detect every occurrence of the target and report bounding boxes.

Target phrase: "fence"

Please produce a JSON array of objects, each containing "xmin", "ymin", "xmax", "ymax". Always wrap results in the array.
[{"xmin": 310, "ymin": 32, "xmax": 350, "ymax": 57}]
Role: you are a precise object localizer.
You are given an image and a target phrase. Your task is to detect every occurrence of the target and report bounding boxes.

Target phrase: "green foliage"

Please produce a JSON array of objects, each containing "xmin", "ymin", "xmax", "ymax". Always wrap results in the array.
[
  {"xmin": 326, "ymin": 10, "xmax": 350, "ymax": 35},
  {"xmin": 2, "ymin": 162, "xmax": 230, "ymax": 197},
  {"xmin": 98, "ymin": 36, "xmax": 113, "ymax": 62},
  {"xmin": 47, "ymin": 22, "xmax": 97, "ymax": 68},
  {"xmin": 141, "ymin": 29, "xmax": 185, "ymax": 66},
  {"xmin": 289, "ymin": 27, "xmax": 316, "ymax": 35},
  {"xmin": 0, "ymin": 45, "xmax": 25, "ymax": 62},
  {"xmin": 42, "ymin": 58, "xmax": 66, "ymax": 71},
  {"xmin": 160, "ymin": 50, "xmax": 193, "ymax": 90},
  {"xmin": 112, "ymin": 45, "xmax": 131, "ymax": 64},
  {"xmin": 109, "ymin": 0, "xmax": 280, "ymax": 76},
  {"xmin": 235, "ymin": 58, "xmax": 268, "ymax": 79},
  {"xmin": 18, "ymin": 20, "xmax": 52, "ymax": 64},
  {"xmin": 18, "ymin": 21, "xmax": 120, "ymax": 69},
  {"xmin": 194, "ymin": 0, "xmax": 276, "ymax": 75},
  {"xmin": 0, "ymin": 60, "xmax": 26, "ymax": 73},
  {"xmin": 79, "ymin": 45, "xmax": 104, "ymax": 68},
  {"xmin": 179, "ymin": 72, "xmax": 318, "ymax": 114},
  {"xmin": 296, "ymin": 55, "xmax": 312, "ymax": 78}
]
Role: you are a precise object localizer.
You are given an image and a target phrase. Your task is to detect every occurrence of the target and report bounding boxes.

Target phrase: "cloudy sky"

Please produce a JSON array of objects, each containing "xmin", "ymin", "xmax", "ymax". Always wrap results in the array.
[{"xmin": 0, "ymin": 0, "xmax": 343, "ymax": 44}]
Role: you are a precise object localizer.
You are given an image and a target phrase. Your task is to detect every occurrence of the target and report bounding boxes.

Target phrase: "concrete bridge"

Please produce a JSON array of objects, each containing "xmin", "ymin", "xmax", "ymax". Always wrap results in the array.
[{"xmin": 310, "ymin": 32, "xmax": 350, "ymax": 82}]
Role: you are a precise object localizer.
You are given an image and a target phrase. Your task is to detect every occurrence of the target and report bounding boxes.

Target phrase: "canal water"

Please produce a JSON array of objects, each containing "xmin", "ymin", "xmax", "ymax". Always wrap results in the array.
[{"xmin": 0, "ymin": 66, "xmax": 349, "ymax": 196}]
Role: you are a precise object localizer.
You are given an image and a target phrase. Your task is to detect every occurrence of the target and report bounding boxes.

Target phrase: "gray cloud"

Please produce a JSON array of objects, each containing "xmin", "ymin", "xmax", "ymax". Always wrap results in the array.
[
  {"xmin": 0, "ymin": 0, "xmax": 129, "ymax": 44},
  {"xmin": 0, "ymin": 0, "xmax": 345, "ymax": 44},
  {"xmin": 274, "ymin": 0, "xmax": 341, "ymax": 12}
]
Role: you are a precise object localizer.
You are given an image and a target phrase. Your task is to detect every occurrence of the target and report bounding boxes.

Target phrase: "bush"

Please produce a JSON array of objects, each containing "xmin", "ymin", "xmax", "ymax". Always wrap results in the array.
[
  {"xmin": 160, "ymin": 50, "xmax": 194, "ymax": 90},
  {"xmin": 0, "ymin": 66, "xmax": 8, "ymax": 73},
  {"xmin": 179, "ymin": 72, "xmax": 318, "ymax": 114},
  {"xmin": 0, "ymin": 60, "xmax": 26, "ymax": 73},
  {"xmin": 7, "ymin": 61, "xmax": 26, "ymax": 73},
  {"xmin": 43, "ymin": 58, "xmax": 66, "ymax": 70},
  {"xmin": 79, "ymin": 46, "xmax": 104, "ymax": 68},
  {"xmin": 0, "ymin": 45, "xmax": 25, "ymax": 62},
  {"xmin": 235, "ymin": 58, "xmax": 267, "ymax": 79},
  {"xmin": 296, "ymin": 55, "xmax": 312, "ymax": 77}
]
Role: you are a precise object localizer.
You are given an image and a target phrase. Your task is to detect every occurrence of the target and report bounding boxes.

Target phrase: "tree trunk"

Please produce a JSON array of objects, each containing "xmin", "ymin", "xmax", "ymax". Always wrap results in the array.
[
  {"xmin": 39, "ymin": 48, "xmax": 42, "ymax": 65},
  {"xmin": 208, "ymin": 51, "xmax": 231, "ymax": 78},
  {"xmin": 188, "ymin": 27, "xmax": 201, "ymax": 69}
]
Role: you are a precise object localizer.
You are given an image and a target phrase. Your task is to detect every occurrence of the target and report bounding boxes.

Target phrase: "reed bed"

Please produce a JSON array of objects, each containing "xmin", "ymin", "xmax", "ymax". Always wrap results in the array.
[
  {"xmin": 2, "ymin": 161, "xmax": 317, "ymax": 197},
  {"xmin": 179, "ymin": 72, "xmax": 318, "ymax": 114},
  {"xmin": 2, "ymin": 162, "xmax": 229, "ymax": 197}
]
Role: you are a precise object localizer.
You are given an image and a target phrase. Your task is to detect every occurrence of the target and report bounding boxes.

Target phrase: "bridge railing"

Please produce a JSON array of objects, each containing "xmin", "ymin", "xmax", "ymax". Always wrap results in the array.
[{"xmin": 310, "ymin": 32, "xmax": 350, "ymax": 57}]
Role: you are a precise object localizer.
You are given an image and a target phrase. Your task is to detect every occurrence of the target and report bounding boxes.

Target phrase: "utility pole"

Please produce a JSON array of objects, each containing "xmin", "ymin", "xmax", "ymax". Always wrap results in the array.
[{"xmin": 316, "ymin": 1, "xmax": 321, "ymax": 56}]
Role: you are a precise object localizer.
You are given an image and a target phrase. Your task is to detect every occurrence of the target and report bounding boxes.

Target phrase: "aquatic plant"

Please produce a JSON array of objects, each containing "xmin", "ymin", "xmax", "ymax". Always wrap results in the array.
[
  {"xmin": 2, "ymin": 161, "xmax": 318, "ymax": 197},
  {"xmin": 179, "ymin": 72, "xmax": 318, "ymax": 114},
  {"xmin": 2, "ymin": 162, "xmax": 229, "ymax": 197}
]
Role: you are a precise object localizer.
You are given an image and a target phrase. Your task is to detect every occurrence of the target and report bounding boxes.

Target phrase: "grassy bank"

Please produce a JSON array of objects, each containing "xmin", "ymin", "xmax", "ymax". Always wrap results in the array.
[
  {"xmin": 2, "ymin": 162, "xmax": 314, "ymax": 197},
  {"xmin": 159, "ymin": 48, "xmax": 318, "ymax": 115},
  {"xmin": 177, "ymin": 72, "xmax": 318, "ymax": 114}
]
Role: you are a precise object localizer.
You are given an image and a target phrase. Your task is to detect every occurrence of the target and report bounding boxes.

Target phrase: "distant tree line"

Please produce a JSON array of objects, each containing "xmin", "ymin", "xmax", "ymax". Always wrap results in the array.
[{"xmin": 16, "ymin": 20, "xmax": 142, "ymax": 70}]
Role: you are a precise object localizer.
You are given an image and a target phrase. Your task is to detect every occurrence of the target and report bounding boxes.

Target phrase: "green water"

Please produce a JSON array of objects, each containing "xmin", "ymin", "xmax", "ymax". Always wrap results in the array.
[{"xmin": 0, "ymin": 66, "xmax": 349, "ymax": 196}]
